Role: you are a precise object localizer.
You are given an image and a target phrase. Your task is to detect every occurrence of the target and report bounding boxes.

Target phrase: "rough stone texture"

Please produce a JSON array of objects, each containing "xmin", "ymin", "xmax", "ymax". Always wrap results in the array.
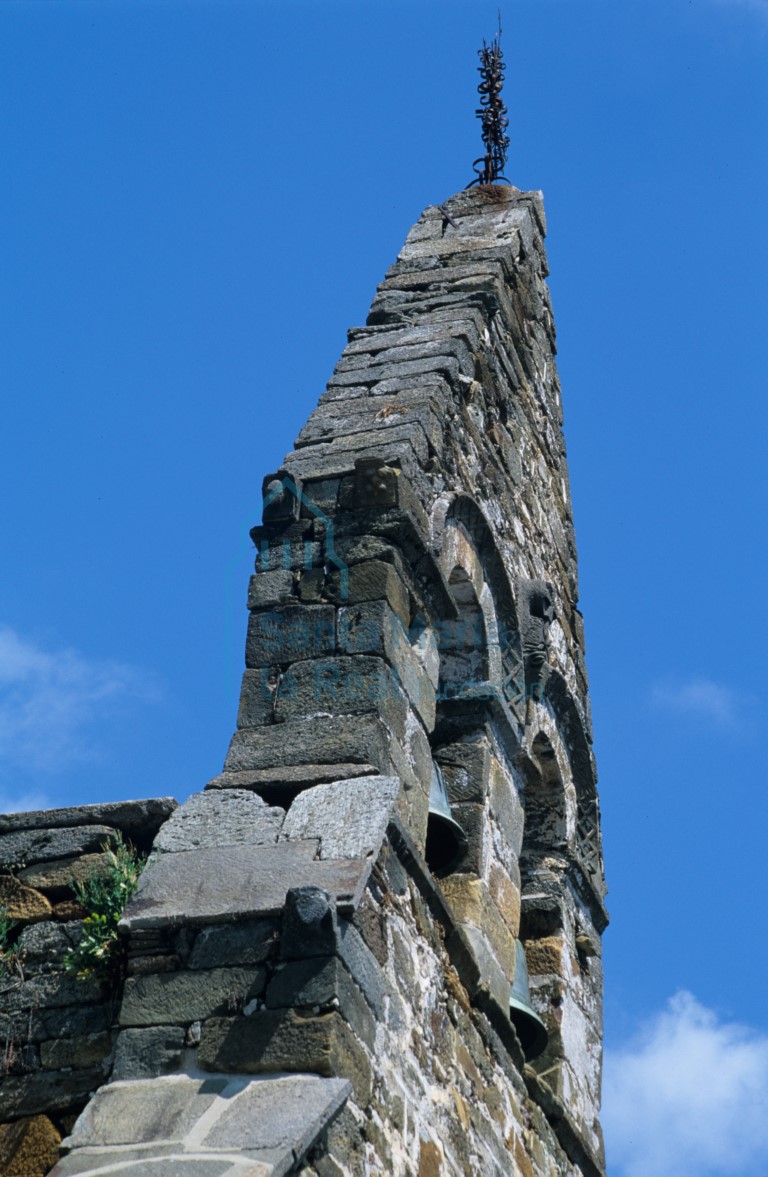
[
  {"xmin": 120, "ymin": 842, "xmax": 372, "ymax": 929},
  {"xmin": 0, "ymin": 825, "xmax": 117, "ymax": 869},
  {"xmin": 51, "ymin": 1074, "xmax": 350, "ymax": 1177},
  {"xmin": 2, "ymin": 189, "xmax": 607, "ymax": 1177},
  {"xmin": 201, "ymin": 1074, "xmax": 350, "ymax": 1154},
  {"xmin": 0, "ymin": 875, "xmax": 52, "ymax": 921},
  {"xmin": 153, "ymin": 790, "xmax": 285, "ymax": 852},
  {"xmin": 198, "ymin": 1011, "xmax": 372, "ymax": 1101},
  {"xmin": 19, "ymin": 853, "xmax": 113, "ymax": 896},
  {"xmin": 119, "ymin": 966, "xmax": 266, "ymax": 1026},
  {"xmin": 64, "ymin": 1076, "xmax": 230, "ymax": 1148},
  {"xmin": 0, "ymin": 799, "xmax": 180, "ymax": 1157},
  {"xmin": 280, "ymin": 776, "xmax": 399, "ymax": 860},
  {"xmin": 0, "ymin": 798, "xmax": 177, "ymax": 838},
  {"xmin": 187, "ymin": 920, "xmax": 278, "ymax": 970},
  {"xmin": 0, "ymin": 1114, "xmax": 61, "ymax": 1177},
  {"xmin": 111, "ymin": 1028, "xmax": 185, "ymax": 1081}
]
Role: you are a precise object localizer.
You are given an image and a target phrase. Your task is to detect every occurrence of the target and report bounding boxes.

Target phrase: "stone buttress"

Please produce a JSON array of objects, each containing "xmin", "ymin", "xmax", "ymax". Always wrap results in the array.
[{"xmin": 1, "ymin": 187, "xmax": 607, "ymax": 1177}]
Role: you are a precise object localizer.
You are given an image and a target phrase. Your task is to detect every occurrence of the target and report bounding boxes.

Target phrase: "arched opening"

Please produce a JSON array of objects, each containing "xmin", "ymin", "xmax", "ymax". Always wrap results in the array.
[
  {"xmin": 437, "ymin": 567, "xmax": 489, "ymax": 702},
  {"xmin": 524, "ymin": 732, "xmax": 568, "ymax": 854}
]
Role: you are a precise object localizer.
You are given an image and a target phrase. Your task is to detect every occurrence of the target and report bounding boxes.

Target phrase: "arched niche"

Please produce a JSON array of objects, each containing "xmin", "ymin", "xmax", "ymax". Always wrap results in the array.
[{"xmin": 432, "ymin": 494, "xmax": 523, "ymax": 714}]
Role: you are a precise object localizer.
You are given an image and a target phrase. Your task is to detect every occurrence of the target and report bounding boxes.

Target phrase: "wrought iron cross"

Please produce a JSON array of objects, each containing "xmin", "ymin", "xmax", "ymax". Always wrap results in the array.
[{"xmin": 468, "ymin": 22, "xmax": 511, "ymax": 187}]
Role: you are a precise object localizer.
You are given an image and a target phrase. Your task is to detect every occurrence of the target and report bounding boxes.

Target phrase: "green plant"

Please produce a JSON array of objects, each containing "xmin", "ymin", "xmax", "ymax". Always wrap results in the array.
[{"xmin": 64, "ymin": 834, "xmax": 145, "ymax": 985}]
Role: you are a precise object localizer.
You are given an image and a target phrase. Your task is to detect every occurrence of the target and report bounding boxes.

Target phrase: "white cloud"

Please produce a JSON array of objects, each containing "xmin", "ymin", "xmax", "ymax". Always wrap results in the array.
[
  {"xmin": 650, "ymin": 677, "xmax": 741, "ymax": 726},
  {"xmin": 0, "ymin": 625, "xmax": 161, "ymax": 783},
  {"xmin": 603, "ymin": 992, "xmax": 768, "ymax": 1177}
]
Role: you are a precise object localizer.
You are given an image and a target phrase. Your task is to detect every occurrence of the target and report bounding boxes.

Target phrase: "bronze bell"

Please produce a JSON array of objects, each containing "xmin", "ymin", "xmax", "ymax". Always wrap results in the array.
[
  {"xmin": 509, "ymin": 939, "xmax": 549, "ymax": 1061},
  {"xmin": 425, "ymin": 763, "xmax": 468, "ymax": 876}
]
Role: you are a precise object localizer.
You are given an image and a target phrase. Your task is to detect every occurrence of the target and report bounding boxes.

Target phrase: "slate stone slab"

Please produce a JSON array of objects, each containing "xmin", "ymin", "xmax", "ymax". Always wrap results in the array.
[
  {"xmin": 0, "ymin": 825, "xmax": 117, "ymax": 869},
  {"xmin": 0, "ymin": 798, "xmax": 177, "ymax": 836},
  {"xmin": 65, "ymin": 1076, "xmax": 230, "ymax": 1148},
  {"xmin": 205, "ymin": 763, "xmax": 379, "ymax": 793},
  {"xmin": 120, "ymin": 841, "xmax": 371, "ymax": 930},
  {"xmin": 281, "ymin": 775, "xmax": 399, "ymax": 860},
  {"xmin": 202, "ymin": 1073, "xmax": 350, "ymax": 1157},
  {"xmin": 153, "ymin": 790, "xmax": 284, "ymax": 853},
  {"xmin": 51, "ymin": 1158, "xmax": 239, "ymax": 1177},
  {"xmin": 119, "ymin": 966, "xmax": 266, "ymax": 1026}
]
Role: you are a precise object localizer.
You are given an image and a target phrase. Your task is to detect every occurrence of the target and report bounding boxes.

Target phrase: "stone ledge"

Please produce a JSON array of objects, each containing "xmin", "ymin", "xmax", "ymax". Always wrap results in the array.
[
  {"xmin": 119, "ymin": 842, "xmax": 373, "ymax": 931},
  {"xmin": 51, "ymin": 1072, "xmax": 351, "ymax": 1177}
]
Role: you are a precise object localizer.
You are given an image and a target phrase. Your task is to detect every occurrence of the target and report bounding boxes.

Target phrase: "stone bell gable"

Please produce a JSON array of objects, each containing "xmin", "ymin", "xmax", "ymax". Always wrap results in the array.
[{"xmin": 1, "ymin": 186, "xmax": 607, "ymax": 1177}]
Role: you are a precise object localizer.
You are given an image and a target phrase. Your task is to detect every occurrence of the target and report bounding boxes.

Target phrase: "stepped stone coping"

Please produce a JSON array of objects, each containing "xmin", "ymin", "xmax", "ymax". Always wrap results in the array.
[
  {"xmin": 119, "ymin": 840, "xmax": 373, "ymax": 930},
  {"xmin": 50, "ymin": 1071, "xmax": 351, "ymax": 1176},
  {"xmin": 0, "ymin": 798, "xmax": 177, "ymax": 836}
]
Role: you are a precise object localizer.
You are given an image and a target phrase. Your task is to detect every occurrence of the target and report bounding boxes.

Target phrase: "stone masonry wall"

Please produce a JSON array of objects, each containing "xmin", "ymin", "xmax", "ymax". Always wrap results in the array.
[
  {"xmin": 0, "ymin": 798, "xmax": 175, "ymax": 1175},
  {"xmin": 1, "ymin": 186, "xmax": 608, "ymax": 1177}
]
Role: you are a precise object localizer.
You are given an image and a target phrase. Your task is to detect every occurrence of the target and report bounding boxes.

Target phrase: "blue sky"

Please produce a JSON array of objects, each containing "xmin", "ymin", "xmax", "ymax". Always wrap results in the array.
[{"xmin": 1, "ymin": 3, "xmax": 766, "ymax": 1173}]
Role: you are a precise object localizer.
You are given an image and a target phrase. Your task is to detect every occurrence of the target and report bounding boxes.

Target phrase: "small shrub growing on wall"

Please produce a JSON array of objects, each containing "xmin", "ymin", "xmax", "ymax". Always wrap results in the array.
[{"xmin": 64, "ymin": 834, "xmax": 145, "ymax": 986}]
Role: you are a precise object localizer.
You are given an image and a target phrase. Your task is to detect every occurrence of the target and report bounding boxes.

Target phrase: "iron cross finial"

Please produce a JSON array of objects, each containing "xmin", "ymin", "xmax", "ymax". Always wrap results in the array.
[{"xmin": 468, "ymin": 16, "xmax": 511, "ymax": 188}]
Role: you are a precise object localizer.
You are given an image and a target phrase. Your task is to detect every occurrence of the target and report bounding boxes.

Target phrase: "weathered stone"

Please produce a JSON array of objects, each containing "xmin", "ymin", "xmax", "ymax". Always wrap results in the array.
[
  {"xmin": 337, "ymin": 922, "xmax": 390, "ymax": 1021},
  {"xmin": 440, "ymin": 874, "xmax": 518, "ymax": 980},
  {"xmin": 337, "ymin": 601, "xmax": 436, "ymax": 727},
  {"xmin": 236, "ymin": 667, "xmax": 278, "ymax": 727},
  {"xmin": 0, "ymin": 969, "xmax": 102, "ymax": 1015},
  {"xmin": 0, "ymin": 1068, "xmax": 106, "ymax": 1119},
  {"xmin": 40, "ymin": 1032, "xmax": 113, "ymax": 1071},
  {"xmin": 119, "ymin": 966, "xmax": 266, "ymax": 1026},
  {"xmin": 187, "ymin": 919, "xmax": 278, "ymax": 970},
  {"xmin": 273, "ymin": 656, "xmax": 411, "ymax": 740},
  {"xmin": 0, "ymin": 1114, "xmax": 61, "ymax": 1177},
  {"xmin": 266, "ymin": 956, "xmax": 376, "ymax": 1048},
  {"xmin": 202, "ymin": 1073, "xmax": 350, "ymax": 1157},
  {"xmin": 51, "ymin": 1156, "xmax": 237, "ymax": 1177},
  {"xmin": 198, "ymin": 1010, "xmax": 371, "ymax": 1101},
  {"xmin": 281, "ymin": 886, "xmax": 338, "ymax": 960},
  {"xmin": 489, "ymin": 756, "xmax": 525, "ymax": 858},
  {"xmin": 0, "ymin": 825, "xmax": 117, "ymax": 870},
  {"xmin": 246, "ymin": 567, "xmax": 296, "ymax": 609},
  {"xmin": 281, "ymin": 776, "xmax": 399, "ymax": 861},
  {"xmin": 152, "ymin": 789, "xmax": 284, "ymax": 852},
  {"xmin": 0, "ymin": 798, "xmax": 177, "ymax": 837},
  {"xmin": 524, "ymin": 936, "xmax": 566, "ymax": 977},
  {"xmin": 245, "ymin": 604, "xmax": 335, "ymax": 668},
  {"xmin": 330, "ymin": 559, "xmax": 410, "ymax": 625},
  {"xmin": 436, "ymin": 736, "xmax": 492, "ymax": 804},
  {"xmin": 19, "ymin": 853, "xmax": 112, "ymax": 897},
  {"xmin": 0, "ymin": 875, "xmax": 52, "ymax": 922},
  {"xmin": 205, "ymin": 762, "xmax": 380, "ymax": 797},
  {"xmin": 111, "ymin": 1026, "xmax": 185, "ymax": 1080},
  {"xmin": 65, "ymin": 1075, "xmax": 230, "ymax": 1148},
  {"xmin": 224, "ymin": 715, "xmax": 392, "ymax": 775},
  {"xmin": 51, "ymin": 900, "xmax": 85, "ymax": 920},
  {"xmin": 488, "ymin": 862, "xmax": 522, "ymax": 939},
  {"xmin": 120, "ymin": 841, "xmax": 371, "ymax": 929}
]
